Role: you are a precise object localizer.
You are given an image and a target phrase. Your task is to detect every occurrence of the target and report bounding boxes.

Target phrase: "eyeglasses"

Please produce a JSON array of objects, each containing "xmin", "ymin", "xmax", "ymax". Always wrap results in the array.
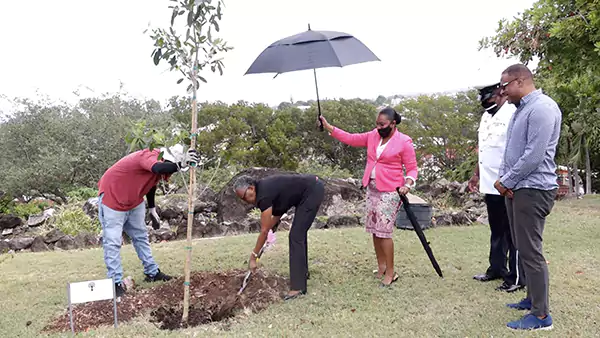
[{"xmin": 500, "ymin": 78, "xmax": 519, "ymax": 90}]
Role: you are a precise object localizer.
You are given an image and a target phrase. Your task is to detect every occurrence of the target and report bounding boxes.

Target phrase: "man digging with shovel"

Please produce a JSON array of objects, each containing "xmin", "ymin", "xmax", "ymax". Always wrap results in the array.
[
  {"xmin": 234, "ymin": 173, "xmax": 325, "ymax": 301},
  {"xmin": 97, "ymin": 144, "xmax": 199, "ymax": 296}
]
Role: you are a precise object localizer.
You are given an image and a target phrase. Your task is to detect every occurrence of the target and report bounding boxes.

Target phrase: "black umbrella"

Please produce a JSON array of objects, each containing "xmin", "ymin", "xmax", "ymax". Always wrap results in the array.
[
  {"xmin": 245, "ymin": 24, "xmax": 380, "ymax": 130},
  {"xmin": 397, "ymin": 189, "xmax": 444, "ymax": 278}
]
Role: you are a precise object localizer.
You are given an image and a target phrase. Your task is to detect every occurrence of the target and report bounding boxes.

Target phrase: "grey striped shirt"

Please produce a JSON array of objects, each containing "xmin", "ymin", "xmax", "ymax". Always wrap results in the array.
[{"xmin": 499, "ymin": 89, "xmax": 562, "ymax": 190}]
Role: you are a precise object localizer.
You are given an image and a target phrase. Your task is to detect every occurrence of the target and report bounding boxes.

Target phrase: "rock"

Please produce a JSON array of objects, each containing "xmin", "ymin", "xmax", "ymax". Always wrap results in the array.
[
  {"xmin": 0, "ymin": 240, "xmax": 9, "ymax": 253},
  {"xmin": 451, "ymin": 211, "xmax": 473, "ymax": 225},
  {"xmin": 200, "ymin": 221, "xmax": 228, "ymax": 238},
  {"xmin": 430, "ymin": 178, "xmax": 450, "ymax": 196},
  {"xmin": 72, "ymin": 232, "xmax": 99, "ymax": 248},
  {"xmin": 2, "ymin": 228, "xmax": 13, "ymax": 236},
  {"xmin": 476, "ymin": 214, "xmax": 489, "ymax": 225},
  {"xmin": 44, "ymin": 229, "xmax": 66, "ymax": 243},
  {"xmin": 9, "ymin": 237, "xmax": 34, "ymax": 251},
  {"xmin": 43, "ymin": 208, "xmax": 56, "ymax": 218},
  {"xmin": 30, "ymin": 236, "xmax": 49, "ymax": 252},
  {"xmin": 323, "ymin": 194, "xmax": 365, "ymax": 218},
  {"xmin": 155, "ymin": 194, "xmax": 215, "ymax": 220},
  {"xmin": 217, "ymin": 167, "xmax": 365, "ymax": 223},
  {"xmin": 83, "ymin": 197, "xmax": 99, "ymax": 219},
  {"xmin": 196, "ymin": 183, "xmax": 217, "ymax": 203},
  {"xmin": 448, "ymin": 181, "xmax": 463, "ymax": 192},
  {"xmin": 55, "ymin": 235, "xmax": 77, "ymax": 250},
  {"xmin": 0, "ymin": 214, "xmax": 22, "ymax": 230},
  {"xmin": 325, "ymin": 215, "xmax": 361, "ymax": 229},
  {"xmin": 432, "ymin": 211, "xmax": 473, "ymax": 226},
  {"xmin": 153, "ymin": 228, "xmax": 175, "ymax": 241},
  {"xmin": 27, "ymin": 213, "xmax": 49, "ymax": 227}
]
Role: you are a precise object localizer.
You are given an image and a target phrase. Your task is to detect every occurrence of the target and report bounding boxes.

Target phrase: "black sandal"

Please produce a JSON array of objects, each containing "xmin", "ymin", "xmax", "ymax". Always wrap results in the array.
[
  {"xmin": 380, "ymin": 273, "xmax": 399, "ymax": 287},
  {"xmin": 283, "ymin": 289, "xmax": 306, "ymax": 301}
]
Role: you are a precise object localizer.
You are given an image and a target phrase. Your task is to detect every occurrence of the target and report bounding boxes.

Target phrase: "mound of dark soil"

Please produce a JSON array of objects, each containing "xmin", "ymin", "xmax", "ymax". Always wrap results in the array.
[{"xmin": 43, "ymin": 269, "xmax": 288, "ymax": 333}]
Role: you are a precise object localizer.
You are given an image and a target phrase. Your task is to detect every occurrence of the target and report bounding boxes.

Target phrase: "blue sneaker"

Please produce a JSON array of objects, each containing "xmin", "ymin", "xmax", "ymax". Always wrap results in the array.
[
  {"xmin": 506, "ymin": 298, "xmax": 532, "ymax": 310},
  {"xmin": 507, "ymin": 313, "xmax": 553, "ymax": 331}
]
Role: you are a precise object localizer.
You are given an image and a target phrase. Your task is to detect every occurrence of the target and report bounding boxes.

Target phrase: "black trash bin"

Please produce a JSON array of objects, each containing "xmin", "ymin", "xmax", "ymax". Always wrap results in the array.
[{"xmin": 396, "ymin": 202, "xmax": 433, "ymax": 231}]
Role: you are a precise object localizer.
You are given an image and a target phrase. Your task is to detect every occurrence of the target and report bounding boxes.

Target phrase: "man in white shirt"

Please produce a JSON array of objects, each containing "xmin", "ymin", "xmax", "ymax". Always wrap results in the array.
[{"xmin": 468, "ymin": 82, "xmax": 525, "ymax": 293}]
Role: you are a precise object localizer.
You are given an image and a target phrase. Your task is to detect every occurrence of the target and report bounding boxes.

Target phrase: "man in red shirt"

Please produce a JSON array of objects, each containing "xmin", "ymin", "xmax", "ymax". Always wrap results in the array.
[{"xmin": 98, "ymin": 144, "xmax": 198, "ymax": 296}]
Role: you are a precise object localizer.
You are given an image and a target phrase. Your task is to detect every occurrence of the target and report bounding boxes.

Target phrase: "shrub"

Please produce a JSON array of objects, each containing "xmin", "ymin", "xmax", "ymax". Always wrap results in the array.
[
  {"xmin": 67, "ymin": 187, "xmax": 99, "ymax": 203},
  {"xmin": 10, "ymin": 201, "xmax": 50, "ymax": 218},
  {"xmin": 295, "ymin": 160, "xmax": 354, "ymax": 180},
  {"xmin": 51, "ymin": 205, "xmax": 101, "ymax": 236}
]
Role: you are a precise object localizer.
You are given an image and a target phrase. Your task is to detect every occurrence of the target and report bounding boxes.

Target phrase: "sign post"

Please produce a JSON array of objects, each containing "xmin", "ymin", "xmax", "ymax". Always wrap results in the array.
[{"xmin": 67, "ymin": 278, "xmax": 118, "ymax": 334}]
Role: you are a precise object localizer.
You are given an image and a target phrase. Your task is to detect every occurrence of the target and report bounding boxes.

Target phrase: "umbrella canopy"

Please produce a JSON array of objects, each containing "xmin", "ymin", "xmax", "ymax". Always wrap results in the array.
[
  {"xmin": 245, "ymin": 28, "xmax": 380, "ymax": 75},
  {"xmin": 244, "ymin": 25, "xmax": 380, "ymax": 130}
]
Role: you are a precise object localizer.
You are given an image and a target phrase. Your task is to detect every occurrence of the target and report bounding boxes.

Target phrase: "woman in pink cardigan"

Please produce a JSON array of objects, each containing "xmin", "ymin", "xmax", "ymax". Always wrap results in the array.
[{"xmin": 320, "ymin": 107, "xmax": 418, "ymax": 287}]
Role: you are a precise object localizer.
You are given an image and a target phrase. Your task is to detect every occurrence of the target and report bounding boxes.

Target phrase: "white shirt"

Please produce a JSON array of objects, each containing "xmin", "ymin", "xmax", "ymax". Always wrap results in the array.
[
  {"xmin": 370, "ymin": 138, "xmax": 389, "ymax": 179},
  {"xmin": 477, "ymin": 103, "xmax": 516, "ymax": 195}
]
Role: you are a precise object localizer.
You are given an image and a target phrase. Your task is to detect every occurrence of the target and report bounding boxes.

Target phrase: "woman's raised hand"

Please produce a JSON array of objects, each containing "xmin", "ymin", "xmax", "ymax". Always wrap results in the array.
[{"xmin": 317, "ymin": 115, "xmax": 333, "ymax": 132}]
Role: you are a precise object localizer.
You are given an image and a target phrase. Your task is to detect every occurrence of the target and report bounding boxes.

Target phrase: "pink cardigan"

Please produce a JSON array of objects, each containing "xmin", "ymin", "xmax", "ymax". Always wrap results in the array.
[{"xmin": 331, "ymin": 127, "xmax": 418, "ymax": 192}]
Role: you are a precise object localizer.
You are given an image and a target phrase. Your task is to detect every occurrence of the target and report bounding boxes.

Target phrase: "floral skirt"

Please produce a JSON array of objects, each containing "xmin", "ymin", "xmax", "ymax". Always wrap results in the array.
[{"xmin": 365, "ymin": 180, "xmax": 402, "ymax": 239}]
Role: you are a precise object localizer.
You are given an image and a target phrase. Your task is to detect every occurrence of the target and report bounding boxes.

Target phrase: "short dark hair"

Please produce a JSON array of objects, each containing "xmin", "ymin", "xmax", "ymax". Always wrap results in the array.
[
  {"xmin": 378, "ymin": 106, "xmax": 401, "ymax": 124},
  {"xmin": 502, "ymin": 64, "xmax": 533, "ymax": 80}
]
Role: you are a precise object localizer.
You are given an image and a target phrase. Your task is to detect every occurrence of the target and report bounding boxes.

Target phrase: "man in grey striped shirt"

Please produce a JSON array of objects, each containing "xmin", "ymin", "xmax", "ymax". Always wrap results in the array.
[{"xmin": 493, "ymin": 64, "xmax": 561, "ymax": 331}]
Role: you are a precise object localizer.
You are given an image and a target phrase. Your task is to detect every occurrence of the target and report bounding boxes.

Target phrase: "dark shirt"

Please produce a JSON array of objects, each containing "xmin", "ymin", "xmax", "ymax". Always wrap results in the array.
[{"xmin": 255, "ymin": 174, "xmax": 318, "ymax": 216}]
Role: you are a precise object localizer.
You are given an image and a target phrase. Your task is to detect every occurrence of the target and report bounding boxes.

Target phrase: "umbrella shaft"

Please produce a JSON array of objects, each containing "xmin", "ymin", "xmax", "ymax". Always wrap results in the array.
[{"xmin": 313, "ymin": 69, "xmax": 321, "ymax": 116}]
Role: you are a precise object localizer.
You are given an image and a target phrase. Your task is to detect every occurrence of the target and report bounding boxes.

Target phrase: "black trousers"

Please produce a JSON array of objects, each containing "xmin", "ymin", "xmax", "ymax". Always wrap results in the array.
[
  {"xmin": 485, "ymin": 194, "xmax": 523, "ymax": 285},
  {"xmin": 289, "ymin": 179, "xmax": 325, "ymax": 291}
]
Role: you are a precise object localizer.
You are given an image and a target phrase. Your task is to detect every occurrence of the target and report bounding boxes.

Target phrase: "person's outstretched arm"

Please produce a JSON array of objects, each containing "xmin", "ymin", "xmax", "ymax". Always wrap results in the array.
[{"xmin": 320, "ymin": 116, "xmax": 369, "ymax": 148}]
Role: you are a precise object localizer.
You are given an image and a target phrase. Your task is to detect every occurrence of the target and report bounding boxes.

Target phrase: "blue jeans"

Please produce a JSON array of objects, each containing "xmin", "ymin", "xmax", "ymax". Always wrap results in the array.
[{"xmin": 98, "ymin": 194, "xmax": 159, "ymax": 283}]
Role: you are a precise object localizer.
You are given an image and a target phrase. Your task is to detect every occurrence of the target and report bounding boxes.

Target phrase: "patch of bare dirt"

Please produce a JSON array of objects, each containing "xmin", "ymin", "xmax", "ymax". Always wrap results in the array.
[{"xmin": 43, "ymin": 269, "xmax": 288, "ymax": 333}]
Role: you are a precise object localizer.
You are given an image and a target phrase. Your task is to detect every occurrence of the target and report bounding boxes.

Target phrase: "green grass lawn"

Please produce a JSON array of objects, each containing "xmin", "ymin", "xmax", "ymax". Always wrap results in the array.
[{"xmin": 1, "ymin": 196, "xmax": 599, "ymax": 337}]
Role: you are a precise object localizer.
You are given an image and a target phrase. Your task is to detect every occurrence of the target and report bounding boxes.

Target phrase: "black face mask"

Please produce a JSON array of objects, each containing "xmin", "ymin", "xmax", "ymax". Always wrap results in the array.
[
  {"xmin": 378, "ymin": 124, "xmax": 393, "ymax": 138},
  {"xmin": 481, "ymin": 100, "xmax": 500, "ymax": 115}
]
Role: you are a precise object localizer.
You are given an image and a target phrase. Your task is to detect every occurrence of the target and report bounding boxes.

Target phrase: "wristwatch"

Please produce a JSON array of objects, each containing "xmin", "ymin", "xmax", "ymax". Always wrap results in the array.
[{"xmin": 404, "ymin": 181, "xmax": 414, "ymax": 189}]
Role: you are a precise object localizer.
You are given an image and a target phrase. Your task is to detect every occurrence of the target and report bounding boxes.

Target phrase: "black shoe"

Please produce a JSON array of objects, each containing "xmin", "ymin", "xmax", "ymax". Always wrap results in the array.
[
  {"xmin": 144, "ymin": 269, "xmax": 173, "ymax": 282},
  {"xmin": 473, "ymin": 273, "xmax": 502, "ymax": 282},
  {"xmin": 283, "ymin": 290, "xmax": 306, "ymax": 301},
  {"xmin": 496, "ymin": 281, "xmax": 526, "ymax": 293},
  {"xmin": 115, "ymin": 282, "xmax": 126, "ymax": 297}
]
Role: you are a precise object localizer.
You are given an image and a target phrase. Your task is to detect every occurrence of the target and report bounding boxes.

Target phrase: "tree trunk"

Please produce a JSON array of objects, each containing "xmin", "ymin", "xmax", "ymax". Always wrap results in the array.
[
  {"xmin": 566, "ymin": 136, "xmax": 573, "ymax": 197},
  {"xmin": 567, "ymin": 166, "xmax": 573, "ymax": 197},
  {"xmin": 583, "ymin": 134, "xmax": 592, "ymax": 195},
  {"xmin": 574, "ymin": 162, "xmax": 581, "ymax": 198}
]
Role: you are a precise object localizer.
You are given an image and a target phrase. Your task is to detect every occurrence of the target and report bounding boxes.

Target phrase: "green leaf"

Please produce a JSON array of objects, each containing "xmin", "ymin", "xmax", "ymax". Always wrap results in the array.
[
  {"xmin": 153, "ymin": 49, "xmax": 162, "ymax": 65},
  {"xmin": 199, "ymin": 76, "xmax": 207, "ymax": 83},
  {"xmin": 177, "ymin": 78, "xmax": 184, "ymax": 84},
  {"xmin": 187, "ymin": 8, "xmax": 194, "ymax": 26},
  {"xmin": 214, "ymin": 21, "xmax": 220, "ymax": 32},
  {"xmin": 171, "ymin": 8, "xmax": 178, "ymax": 25},
  {"xmin": 194, "ymin": 5, "xmax": 202, "ymax": 21},
  {"xmin": 217, "ymin": 62, "xmax": 223, "ymax": 75}
]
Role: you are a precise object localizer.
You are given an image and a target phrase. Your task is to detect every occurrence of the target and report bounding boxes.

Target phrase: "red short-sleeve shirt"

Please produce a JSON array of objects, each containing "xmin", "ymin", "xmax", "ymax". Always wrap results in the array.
[{"xmin": 98, "ymin": 149, "xmax": 170, "ymax": 211}]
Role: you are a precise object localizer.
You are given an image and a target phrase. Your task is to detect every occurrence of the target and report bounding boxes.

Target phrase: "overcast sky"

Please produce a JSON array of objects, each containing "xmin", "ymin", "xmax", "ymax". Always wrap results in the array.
[{"xmin": 0, "ymin": 0, "xmax": 536, "ymax": 112}]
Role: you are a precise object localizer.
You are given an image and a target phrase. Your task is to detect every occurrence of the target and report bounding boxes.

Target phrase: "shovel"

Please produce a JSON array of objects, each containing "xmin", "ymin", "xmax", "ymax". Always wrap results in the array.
[{"xmin": 237, "ymin": 244, "xmax": 268, "ymax": 295}]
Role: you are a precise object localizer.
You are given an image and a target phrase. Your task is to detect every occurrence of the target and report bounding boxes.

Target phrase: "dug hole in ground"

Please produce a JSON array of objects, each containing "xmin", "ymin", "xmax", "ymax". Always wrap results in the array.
[{"xmin": 43, "ymin": 268, "xmax": 289, "ymax": 332}]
